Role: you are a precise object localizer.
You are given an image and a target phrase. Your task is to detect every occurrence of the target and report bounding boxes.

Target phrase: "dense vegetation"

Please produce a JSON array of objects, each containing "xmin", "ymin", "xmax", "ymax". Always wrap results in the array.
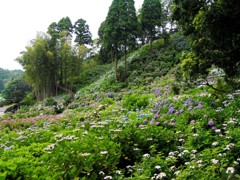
[
  {"xmin": 0, "ymin": 0, "xmax": 239, "ymax": 179},
  {"xmin": 0, "ymin": 68, "xmax": 23, "ymax": 92}
]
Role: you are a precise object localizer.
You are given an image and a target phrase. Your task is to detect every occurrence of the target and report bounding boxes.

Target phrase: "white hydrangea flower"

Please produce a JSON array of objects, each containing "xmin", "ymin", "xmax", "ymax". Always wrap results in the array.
[
  {"xmin": 143, "ymin": 153, "xmax": 150, "ymax": 158},
  {"xmin": 211, "ymin": 159, "xmax": 219, "ymax": 164},
  {"xmin": 226, "ymin": 167, "xmax": 235, "ymax": 174}
]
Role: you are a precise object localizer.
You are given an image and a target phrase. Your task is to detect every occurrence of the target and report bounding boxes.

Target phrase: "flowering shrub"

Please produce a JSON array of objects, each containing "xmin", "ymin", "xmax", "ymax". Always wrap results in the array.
[{"xmin": 0, "ymin": 77, "xmax": 239, "ymax": 179}]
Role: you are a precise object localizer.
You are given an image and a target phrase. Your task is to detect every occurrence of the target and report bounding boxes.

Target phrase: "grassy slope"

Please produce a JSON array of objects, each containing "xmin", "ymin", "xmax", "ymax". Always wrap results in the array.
[{"xmin": 0, "ymin": 38, "xmax": 239, "ymax": 179}]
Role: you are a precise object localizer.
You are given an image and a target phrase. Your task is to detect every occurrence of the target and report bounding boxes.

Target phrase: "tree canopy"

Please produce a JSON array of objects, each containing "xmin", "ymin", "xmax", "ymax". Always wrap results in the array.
[
  {"xmin": 141, "ymin": 0, "xmax": 162, "ymax": 47},
  {"xmin": 172, "ymin": 0, "xmax": 240, "ymax": 79}
]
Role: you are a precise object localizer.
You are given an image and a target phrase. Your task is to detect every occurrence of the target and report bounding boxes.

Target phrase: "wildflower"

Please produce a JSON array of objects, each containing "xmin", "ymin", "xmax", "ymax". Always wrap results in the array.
[
  {"xmin": 170, "ymin": 122, "xmax": 176, "ymax": 126},
  {"xmin": 156, "ymin": 172, "xmax": 167, "ymax": 179},
  {"xmin": 155, "ymin": 165, "xmax": 161, "ymax": 170},
  {"xmin": 179, "ymin": 109, "xmax": 184, "ymax": 114},
  {"xmin": 208, "ymin": 120, "xmax": 214, "ymax": 126},
  {"xmin": 211, "ymin": 126, "xmax": 217, "ymax": 130},
  {"xmin": 154, "ymin": 114, "xmax": 159, "ymax": 119},
  {"xmin": 168, "ymin": 106, "xmax": 175, "ymax": 114},
  {"xmin": 233, "ymin": 161, "xmax": 239, "ymax": 165},
  {"xmin": 211, "ymin": 159, "xmax": 219, "ymax": 164},
  {"xmin": 174, "ymin": 171, "xmax": 180, "ymax": 175},
  {"xmin": 215, "ymin": 129, "xmax": 221, "ymax": 133},
  {"xmin": 156, "ymin": 122, "xmax": 160, "ymax": 126},
  {"xmin": 224, "ymin": 143, "xmax": 235, "ymax": 151},
  {"xmin": 197, "ymin": 160, "xmax": 203, "ymax": 164},
  {"xmin": 143, "ymin": 153, "xmax": 150, "ymax": 158},
  {"xmin": 100, "ymin": 151, "xmax": 108, "ymax": 155},
  {"xmin": 150, "ymin": 119, "xmax": 155, "ymax": 125},
  {"xmin": 170, "ymin": 166, "xmax": 176, "ymax": 171},
  {"xmin": 163, "ymin": 121, "xmax": 168, "ymax": 125},
  {"xmin": 188, "ymin": 106, "xmax": 193, "ymax": 111},
  {"xmin": 126, "ymin": 165, "xmax": 133, "ymax": 169},
  {"xmin": 81, "ymin": 153, "xmax": 91, "ymax": 157},
  {"xmin": 190, "ymin": 120, "xmax": 196, "ymax": 124},
  {"xmin": 4, "ymin": 145, "xmax": 14, "ymax": 151},
  {"xmin": 133, "ymin": 148, "xmax": 140, "ymax": 151},
  {"xmin": 226, "ymin": 167, "xmax": 235, "ymax": 174},
  {"xmin": 44, "ymin": 144, "xmax": 56, "ymax": 151},
  {"xmin": 198, "ymin": 103, "xmax": 203, "ymax": 108},
  {"xmin": 139, "ymin": 124, "xmax": 146, "ymax": 129},
  {"xmin": 190, "ymin": 154, "xmax": 196, "ymax": 159},
  {"xmin": 143, "ymin": 119, "xmax": 148, "ymax": 123},
  {"xmin": 99, "ymin": 171, "xmax": 105, "ymax": 175},
  {"xmin": 192, "ymin": 150, "xmax": 197, "ymax": 153},
  {"xmin": 212, "ymin": 142, "xmax": 219, "ymax": 146},
  {"xmin": 193, "ymin": 134, "xmax": 199, "ymax": 137},
  {"xmin": 104, "ymin": 176, "xmax": 113, "ymax": 179},
  {"xmin": 116, "ymin": 170, "xmax": 121, "ymax": 175}
]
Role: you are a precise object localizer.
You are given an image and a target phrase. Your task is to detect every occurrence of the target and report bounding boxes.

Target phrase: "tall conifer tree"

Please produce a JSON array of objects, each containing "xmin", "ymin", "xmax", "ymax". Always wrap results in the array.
[
  {"xmin": 141, "ymin": 0, "xmax": 162, "ymax": 50},
  {"xmin": 103, "ymin": 0, "xmax": 138, "ymax": 81}
]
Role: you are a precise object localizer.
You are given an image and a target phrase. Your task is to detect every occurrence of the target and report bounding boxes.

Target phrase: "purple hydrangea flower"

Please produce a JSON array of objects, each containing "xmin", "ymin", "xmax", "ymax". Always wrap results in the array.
[
  {"xmin": 150, "ymin": 120, "xmax": 155, "ymax": 125},
  {"xmin": 211, "ymin": 126, "xmax": 217, "ymax": 130},
  {"xmin": 143, "ymin": 119, "xmax": 148, "ymax": 123},
  {"xmin": 170, "ymin": 122, "xmax": 176, "ymax": 126},
  {"xmin": 179, "ymin": 109, "xmax": 184, "ymax": 114},
  {"xmin": 188, "ymin": 106, "xmax": 193, "ymax": 111},
  {"xmin": 171, "ymin": 118, "xmax": 176, "ymax": 122},
  {"xmin": 168, "ymin": 107, "xmax": 175, "ymax": 114},
  {"xmin": 208, "ymin": 120, "xmax": 214, "ymax": 126},
  {"xmin": 198, "ymin": 103, "xmax": 203, "ymax": 108},
  {"xmin": 163, "ymin": 121, "xmax": 168, "ymax": 125},
  {"xmin": 190, "ymin": 120, "xmax": 196, "ymax": 124},
  {"xmin": 154, "ymin": 114, "xmax": 159, "ymax": 119}
]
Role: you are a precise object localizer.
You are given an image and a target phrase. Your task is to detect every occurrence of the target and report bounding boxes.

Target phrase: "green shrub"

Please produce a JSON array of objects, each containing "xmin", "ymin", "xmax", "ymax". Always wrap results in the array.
[
  {"xmin": 101, "ymin": 98, "xmax": 114, "ymax": 105},
  {"xmin": 44, "ymin": 97, "xmax": 57, "ymax": 106},
  {"xmin": 121, "ymin": 93, "xmax": 154, "ymax": 110}
]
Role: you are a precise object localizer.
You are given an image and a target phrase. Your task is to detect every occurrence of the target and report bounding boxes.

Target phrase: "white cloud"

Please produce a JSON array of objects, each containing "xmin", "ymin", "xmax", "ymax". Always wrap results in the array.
[{"xmin": 0, "ymin": 0, "xmax": 143, "ymax": 70}]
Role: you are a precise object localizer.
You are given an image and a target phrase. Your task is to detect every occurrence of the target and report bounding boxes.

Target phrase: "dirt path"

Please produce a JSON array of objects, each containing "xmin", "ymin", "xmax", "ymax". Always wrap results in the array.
[{"xmin": 0, "ymin": 107, "xmax": 6, "ymax": 116}]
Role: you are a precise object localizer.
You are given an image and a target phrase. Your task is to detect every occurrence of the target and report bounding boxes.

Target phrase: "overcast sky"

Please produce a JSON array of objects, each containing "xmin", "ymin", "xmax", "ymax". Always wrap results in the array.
[{"xmin": 0, "ymin": 0, "xmax": 143, "ymax": 70}]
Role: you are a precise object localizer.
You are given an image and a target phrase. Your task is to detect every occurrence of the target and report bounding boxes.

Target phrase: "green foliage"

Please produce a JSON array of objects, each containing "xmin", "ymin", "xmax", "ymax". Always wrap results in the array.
[
  {"xmin": 102, "ymin": 0, "xmax": 138, "ymax": 81},
  {"xmin": 2, "ymin": 76, "xmax": 32, "ymax": 103},
  {"xmin": 121, "ymin": 93, "xmax": 154, "ymax": 110},
  {"xmin": 21, "ymin": 93, "xmax": 36, "ymax": 106},
  {"xmin": 180, "ymin": 55, "xmax": 197, "ymax": 81},
  {"xmin": 0, "ymin": 80, "xmax": 4, "ymax": 92},
  {"xmin": 172, "ymin": 0, "xmax": 240, "ymax": 78},
  {"xmin": 74, "ymin": 18, "xmax": 92, "ymax": 45},
  {"xmin": 141, "ymin": 0, "xmax": 162, "ymax": 45},
  {"xmin": 44, "ymin": 97, "xmax": 57, "ymax": 107},
  {"xmin": 100, "ymin": 98, "xmax": 114, "ymax": 105},
  {"xmin": 0, "ymin": 65, "xmax": 240, "ymax": 179}
]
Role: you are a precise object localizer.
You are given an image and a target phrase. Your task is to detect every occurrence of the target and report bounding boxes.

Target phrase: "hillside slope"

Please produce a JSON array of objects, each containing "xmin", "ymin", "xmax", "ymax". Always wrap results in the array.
[{"xmin": 0, "ymin": 36, "xmax": 239, "ymax": 179}]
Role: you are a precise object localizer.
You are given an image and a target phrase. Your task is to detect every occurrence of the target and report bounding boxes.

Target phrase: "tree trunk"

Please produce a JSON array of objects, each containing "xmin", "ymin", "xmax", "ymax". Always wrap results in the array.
[
  {"xmin": 114, "ymin": 51, "xmax": 118, "ymax": 82},
  {"xmin": 124, "ymin": 46, "xmax": 127, "ymax": 82}
]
